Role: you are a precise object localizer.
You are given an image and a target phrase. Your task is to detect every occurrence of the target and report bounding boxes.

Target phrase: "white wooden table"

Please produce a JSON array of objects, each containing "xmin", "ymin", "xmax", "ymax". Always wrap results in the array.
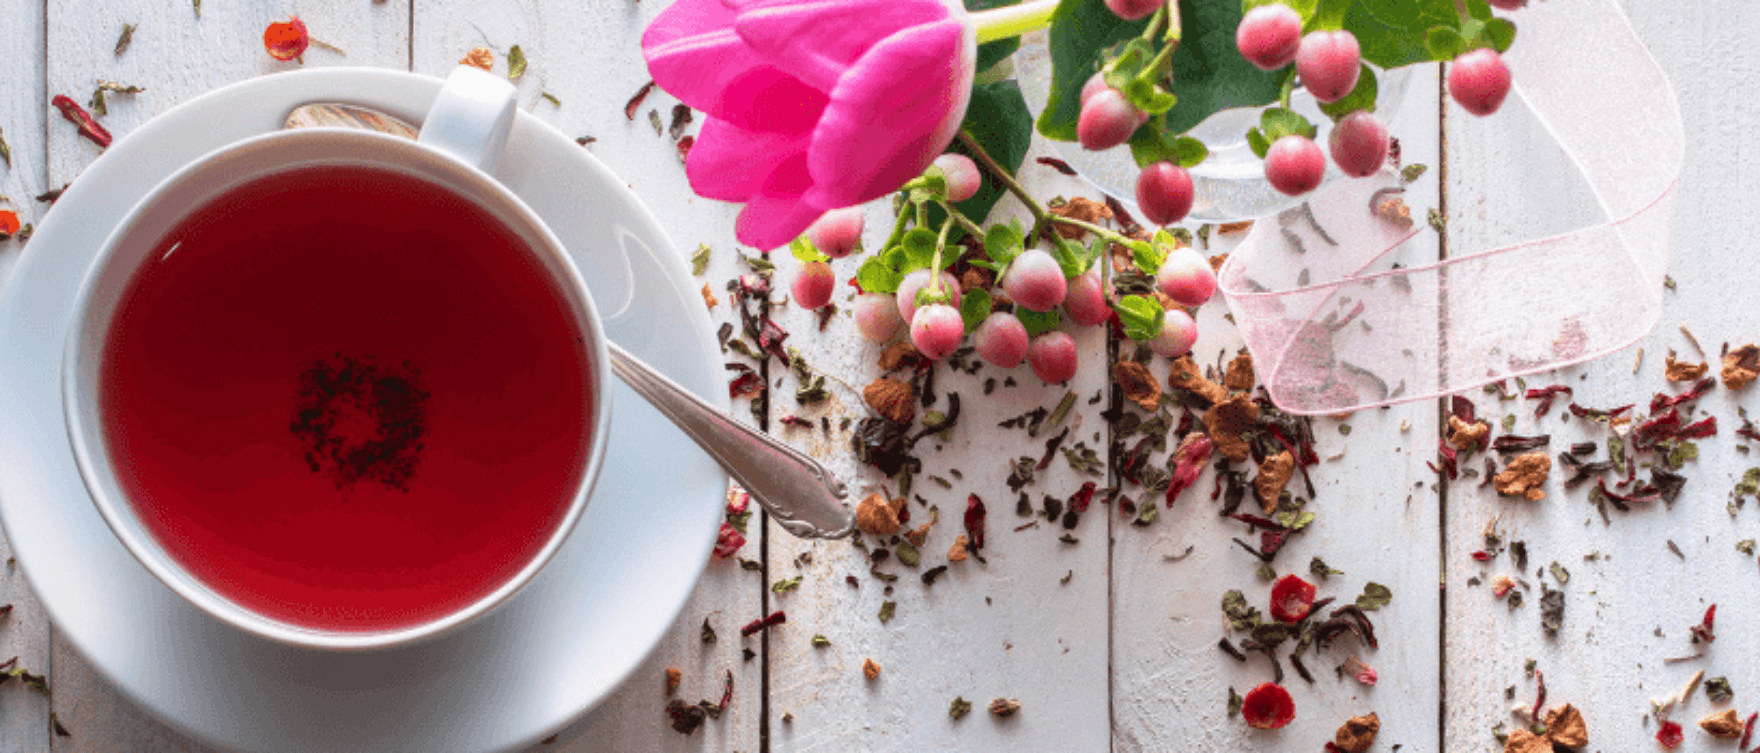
[{"xmin": 1, "ymin": 2, "xmax": 1752, "ymax": 751}]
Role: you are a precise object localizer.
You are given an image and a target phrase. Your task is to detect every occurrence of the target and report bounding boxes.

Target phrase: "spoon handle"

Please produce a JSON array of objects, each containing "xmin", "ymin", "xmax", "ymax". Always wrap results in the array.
[{"xmin": 607, "ymin": 342, "xmax": 855, "ymax": 540}]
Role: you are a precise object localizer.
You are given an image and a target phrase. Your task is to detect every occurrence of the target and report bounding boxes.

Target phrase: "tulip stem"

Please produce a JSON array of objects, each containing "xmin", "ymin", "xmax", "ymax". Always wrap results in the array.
[{"xmin": 970, "ymin": 0, "xmax": 1059, "ymax": 45}]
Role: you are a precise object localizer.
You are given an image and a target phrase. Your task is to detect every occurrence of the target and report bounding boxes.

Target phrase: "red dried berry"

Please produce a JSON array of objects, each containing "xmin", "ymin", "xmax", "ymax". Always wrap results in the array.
[
  {"xmin": 1240, "ymin": 682, "xmax": 1296, "ymax": 730},
  {"xmin": 1269, "ymin": 575, "xmax": 1318, "ymax": 624},
  {"xmin": 0, "ymin": 209, "xmax": 20, "ymax": 237},
  {"xmin": 1656, "ymin": 720, "xmax": 1683, "ymax": 749},
  {"xmin": 264, "ymin": 16, "xmax": 310, "ymax": 62}
]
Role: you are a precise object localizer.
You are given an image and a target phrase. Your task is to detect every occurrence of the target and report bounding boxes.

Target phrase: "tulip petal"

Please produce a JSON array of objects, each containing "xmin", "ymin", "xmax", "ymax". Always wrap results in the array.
[
  {"xmin": 734, "ymin": 154, "xmax": 824, "ymax": 250},
  {"xmin": 686, "ymin": 117, "xmax": 810, "ymax": 202},
  {"xmin": 735, "ymin": 0, "xmax": 951, "ymax": 92},
  {"xmin": 805, "ymin": 18, "xmax": 974, "ymax": 209},
  {"xmin": 641, "ymin": 0, "xmax": 827, "ymax": 133}
]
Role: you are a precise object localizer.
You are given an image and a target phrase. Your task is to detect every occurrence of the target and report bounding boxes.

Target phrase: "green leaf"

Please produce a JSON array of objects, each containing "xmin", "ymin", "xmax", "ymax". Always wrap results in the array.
[
  {"xmin": 1102, "ymin": 38, "xmax": 1157, "ymax": 92},
  {"xmin": 879, "ymin": 600, "xmax": 897, "ymax": 623},
  {"xmin": 1171, "ymin": 136, "xmax": 1209, "ymax": 168},
  {"xmin": 789, "ymin": 235, "xmax": 828, "ymax": 264},
  {"xmin": 1046, "ymin": 237, "xmax": 1087, "ymax": 279},
  {"xmin": 771, "ymin": 575, "xmax": 803, "ymax": 593},
  {"xmin": 1424, "ymin": 26, "xmax": 1465, "ymax": 61},
  {"xmin": 857, "ymin": 255, "xmax": 904, "ymax": 295},
  {"xmin": 1016, "ymin": 307, "xmax": 1060, "ymax": 338},
  {"xmin": 1129, "ymin": 238, "xmax": 1166, "ymax": 273},
  {"xmin": 1124, "ymin": 77, "xmax": 1178, "ymax": 115},
  {"xmin": 984, "ymin": 221, "xmax": 1026, "ymax": 266},
  {"xmin": 1482, "ymin": 18, "xmax": 1516, "ymax": 53},
  {"xmin": 811, "ymin": 634, "xmax": 832, "ymax": 647},
  {"xmin": 1307, "ymin": 0, "xmax": 1352, "ymax": 31},
  {"xmin": 896, "ymin": 539, "xmax": 923, "ymax": 567},
  {"xmin": 901, "ymin": 228, "xmax": 941, "ymax": 272},
  {"xmin": 1318, "ymin": 65, "xmax": 1378, "ymax": 119},
  {"xmin": 967, "ymin": 0, "xmax": 1025, "ymax": 73},
  {"xmin": 1162, "ymin": 0, "xmax": 1292, "ymax": 135},
  {"xmin": 1344, "ymin": 0, "xmax": 1461, "ymax": 69},
  {"xmin": 1464, "ymin": 0, "xmax": 1493, "ymax": 21},
  {"xmin": 507, "ymin": 45, "xmax": 527, "ymax": 79},
  {"xmin": 944, "ymin": 80, "xmax": 1033, "ymax": 225},
  {"xmin": 959, "ymin": 288, "xmax": 994, "ymax": 333},
  {"xmin": 1114, "ymin": 295, "xmax": 1164, "ymax": 341},
  {"xmin": 1037, "ymin": 0, "xmax": 1149, "ymax": 141},
  {"xmin": 1246, "ymin": 127, "xmax": 1271, "ymax": 159},
  {"xmin": 1355, "ymin": 581, "xmax": 1393, "ymax": 610},
  {"xmin": 950, "ymin": 696, "xmax": 972, "ymax": 719},
  {"xmin": 1260, "ymin": 106, "xmax": 1317, "ymax": 140}
]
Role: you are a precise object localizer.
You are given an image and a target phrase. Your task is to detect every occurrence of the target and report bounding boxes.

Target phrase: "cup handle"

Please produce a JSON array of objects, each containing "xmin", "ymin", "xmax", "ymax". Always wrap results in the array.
[{"xmin": 417, "ymin": 67, "xmax": 518, "ymax": 174}]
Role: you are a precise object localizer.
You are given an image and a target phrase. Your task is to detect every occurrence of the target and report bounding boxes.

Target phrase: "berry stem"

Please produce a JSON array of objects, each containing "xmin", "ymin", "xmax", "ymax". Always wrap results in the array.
[
  {"xmin": 882, "ymin": 198, "xmax": 913, "ymax": 252},
  {"xmin": 928, "ymin": 215, "xmax": 956, "ymax": 296},
  {"xmin": 1138, "ymin": 4, "xmax": 1168, "ymax": 44},
  {"xmin": 1139, "ymin": 3, "xmax": 1182, "ymax": 78},
  {"xmin": 1046, "ymin": 215, "xmax": 1134, "ymax": 249},
  {"xmin": 970, "ymin": 0, "xmax": 1059, "ymax": 45},
  {"xmin": 956, "ymin": 127, "xmax": 1085, "ymax": 263},
  {"xmin": 937, "ymin": 200, "xmax": 987, "ymax": 239}
]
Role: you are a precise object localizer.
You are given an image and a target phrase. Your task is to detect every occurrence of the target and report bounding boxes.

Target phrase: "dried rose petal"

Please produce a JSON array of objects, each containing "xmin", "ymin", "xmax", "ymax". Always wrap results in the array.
[
  {"xmin": 1341, "ymin": 655, "xmax": 1377, "ymax": 686},
  {"xmin": 1690, "ymin": 604, "xmax": 1716, "ymax": 644},
  {"xmin": 263, "ymin": 16, "xmax": 309, "ymax": 61},
  {"xmin": 963, "ymin": 494, "xmax": 987, "ymax": 552},
  {"xmin": 1166, "ymin": 433, "xmax": 1215, "ymax": 505},
  {"xmin": 1655, "ymin": 720, "xmax": 1683, "ymax": 749},
  {"xmin": 725, "ymin": 484, "xmax": 750, "ymax": 516},
  {"xmin": 1240, "ymin": 682, "xmax": 1296, "ymax": 730},
  {"xmin": 712, "ymin": 522, "xmax": 745, "ymax": 559},
  {"xmin": 1269, "ymin": 575, "xmax": 1317, "ymax": 624},
  {"xmin": 51, "ymin": 95, "xmax": 112, "ymax": 148}
]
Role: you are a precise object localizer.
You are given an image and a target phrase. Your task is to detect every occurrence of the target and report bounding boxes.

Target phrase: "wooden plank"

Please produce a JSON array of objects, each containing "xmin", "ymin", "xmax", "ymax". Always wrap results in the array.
[
  {"xmin": 761, "ymin": 149, "xmax": 1113, "ymax": 749},
  {"xmin": 1442, "ymin": 3, "xmax": 1759, "ymax": 749},
  {"xmin": 410, "ymin": 2, "xmax": 765, "ymax": 750},
  {"xmin": 0, "ymin": 3, "xmax": 51, "ymax": 751},
  {"xmin": 41, "ymin": 3, "xmax": 410, "ymax": 751},
  {"xmin": 1109, "ymin": 66, "xmax": 1445, "ymax": 750}
]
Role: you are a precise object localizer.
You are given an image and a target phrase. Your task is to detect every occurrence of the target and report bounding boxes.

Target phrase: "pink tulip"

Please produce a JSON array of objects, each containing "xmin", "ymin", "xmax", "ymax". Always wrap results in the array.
[{"xmin": 642, "ymin": 0, "xmax": 979, "ymax": 250}]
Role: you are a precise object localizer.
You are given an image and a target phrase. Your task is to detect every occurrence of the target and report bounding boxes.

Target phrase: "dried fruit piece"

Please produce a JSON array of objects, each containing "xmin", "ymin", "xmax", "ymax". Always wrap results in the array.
[
  {"xmin": 1269, "ymin": 574, "xmax": 1316, "ymax": 623},
  {"xmin": 862, "ymin": 658, "xmax": 881, "ymax": 680},
  {"xmin": 1494, "ymin": 451, "xmax": 1550, "ymax": 501},
  {"xmin": 1503, "ymin": 728, "xmax": 1552, "ymax": 753},
  {"xmin": 863, "ymin": 378, "xmax": 915, "ymax": 424},
  {"xmin": 1665, "ymin": 352, "xmax": 1708, "ymax": 382},
  {"xmin": 948, "ymin": 534, "xmax": 970, "ymax": 562},
  {"xmin": 665, "ymin": 667, "xmax": 682, "ymax": 696},
  {"xmin": 1204, "ymin": 394, "xmax": 1259, "ymax": 462},
  {"xmin": 1332, "ymin": 712, "xmax": 1379, "ymax": 753},
  {"xmin": 1240, "ymin": 683, "xmax": 1295, "ymax": 729},
  {"xmin": 1168, "ymin": 355, "xmax": 1228, "ymax": 405},
  {"xmin": 877, "ymin": 341, "xmax": 925, "ymax": 372},
  {"xmin": 459, "ymin": 46, "xmax": 494, "ymax": 71},
  {"xmin": 988, "ymin": 698, "xmax": 1021, "ymax": 717},
  {"xmin": 1255, "ymin": 449, "xmax": 1294, "ymax": 513},
  {"xmin": 855, "ymin": 493, "xmax": 902, "ymax": 536},
  {"xmin": 1447, "ymin": 415, "xmax": 1490, "ymax": 452},
  {"xmin": 263, "ymin": 16, "xmax": 309, "ymax": 61},
  {"xmin": 1700, "ymin": 708, "xmax": 1743, "ymax": 738},
  {"xmin": 1223, "ymin": 349, "xmax": 1256, "ymax": 393},
  {"xmin": 1723, "ymin": 344, "xmax": 1759, "ymax": 389},
  {"xmin": 1544, "ymin": 703, "xmax": 1588, "ymax": 747},
  {"xmin": 1114, "ymin": 361, "xmax": 1161, "ymax": 411}
]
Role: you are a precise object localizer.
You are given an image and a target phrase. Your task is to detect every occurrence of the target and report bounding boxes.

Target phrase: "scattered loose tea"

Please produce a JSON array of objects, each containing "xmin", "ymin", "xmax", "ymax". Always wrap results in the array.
[
  {"xmin": 114, "ymin": 23, "xmax": 136, "ymax": 56},
  {"xmin": 878, "ymin": 600, "xmax": 896, "ymax": 623},
  {"xmin": 1722, "ymin": 344, "xmax": 1759, "ymax": 389},
  {"xmin": 1705, "ymin": 676, "xmax": 1733, "ymax": 704},
  {"xmin": 624, "ymin": 81, "xmax": 656, "ymax": 120},
  {"xmin": 665, "ymin": 667, "xmax": 682, "ymax": 696},
  {"xmin": 740, "ymin": 610, "xmax": 785, "ymax": 637},
  {"xmin": 949, "ymin": 696, "xmax": 972, "ymax": 719},
  {"xmin": 988, "ymin": 698, "xmax": 1021, "ymax": 718},
  {"xmin": 1354, "ymin": 582, "xmax": 1392, "ymax": 611}
]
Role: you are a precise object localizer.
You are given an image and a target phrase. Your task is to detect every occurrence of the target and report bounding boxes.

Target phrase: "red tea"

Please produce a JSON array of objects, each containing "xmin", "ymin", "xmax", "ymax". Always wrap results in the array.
[{"xmin": 99, "ymin": 166, "xmax": 593, "ymax": 632}]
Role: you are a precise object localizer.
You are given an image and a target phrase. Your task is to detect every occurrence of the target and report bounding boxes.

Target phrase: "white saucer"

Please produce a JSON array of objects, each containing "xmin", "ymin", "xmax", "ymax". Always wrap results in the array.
[{"xmin": 0, "ymin": 68, "xmax": 727, "ymax": 753}]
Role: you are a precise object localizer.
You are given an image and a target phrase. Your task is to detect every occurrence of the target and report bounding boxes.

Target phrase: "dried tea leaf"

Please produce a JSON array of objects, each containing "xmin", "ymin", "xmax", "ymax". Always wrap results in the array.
[
  {"xmin": 1503, "ymin": 727, "xmax": 1551, "ymax": 753},
  {"xmin": 1223, "ymin": 349, "xmax": 1256, "ymax": 392},
  {"xmin": 1203, "ymin": 394, "xmax": 1258, "ymax": 462},
  {"xmin": 691, "ymin": 244, "xmax": 711, "ymax": 276},
  {"xmin": 949, "ymin": 696, "xmax": 972, "ymax": 719},
  {"xmin": 1113, "ymin": 361, "xmax": 1160, "ymax": 411},
  {"xmin": 811, "ymin": 634, "xmax": 831, "ymax": 648},
  {"xmin": 878, "ymin": 600, "xmax": 896, "ymax": 623},
  {"xmin": 0, "ymin": 127, "xmax": 10, "ymax": 168},
  {"xmin": 114, "ymin": 23, "xmax": 137, "ymax": 56},
  {"xmin": 1311, "ymin": 557, "xmax": 1344, "ymax": 578},
  {"xmin": 1169, "ymin": 355, "xmax": 1228, "ymax": 405},
  {"xmin": 1227, "ymin": 686, "xmax": 1244, "ymax": 717},
  {"xmin": 988, "ymin": 698, "xmax": 1021, "ymax": 718},
  {"xmin": 1355, "ymin": 582, "xmax": 1392, "ymax": 611},
  {"xmin": 770, "ymin": 575, "xmax": 802, "ymax": 594},
  {"xmin": 1701, "ymin": 708, "xmax": 1744, "ymax": 738},
  {"xmin": 1539, "ymin": 586, "xmax": 1565, "ymax": 637},
  {"xmin": 506, "ymin": 45, "xmax": 527, "ymax": 79},
  {"xmin": 1548, "ymin": 561, "xmax": 1569, "ymax": 586},
  {"xmin": 1704, "ymin": 676, "xmax": 1733, "ymax": 703},
  {"xmin": 864, "ymin": 378, "xmax": 915, "ymax": 424}
]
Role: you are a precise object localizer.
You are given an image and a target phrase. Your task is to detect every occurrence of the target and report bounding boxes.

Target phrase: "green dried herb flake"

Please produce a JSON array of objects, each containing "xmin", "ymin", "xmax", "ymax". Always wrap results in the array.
[
  {"xmin": 770, "ymin": 575, "xmax": 802, "ymax": 594},
  {"xmin": 0, "ymin": 127, "xmax": 11, "ymax": 168},
  {"xmin": 949, "ymin": 696, "xmax": 972, "ymax": 719},
  {"xmin": 540, "ymin": 91, "xmax": 561, "ymax": 106},
  {"xmin": 1311, "ymin": 557, "xmax": 1344, "ymax": 578},
  {"xmin": 1549, "ymin": 562, "xmax": 1569, "ymax": 586},
  {"xmin": 114, "ymin": 23, "xmax": 137, "ymax": 56},
  {"xmin": 738, "ymin": 557, "xmax": 761, "ymax": 571},
  {"xmin": 895, "ymin": 539, "xmax": 921, "ymax": 567},
  {"xmin": 878, "ymin": 600, "xmax": 896, "ymax": 623},
  {"xmin": 1705, "ymin": 676, "xmax": 1733, "ymax": 703},
  {"xmin": 701, "ymin": 617, "xmax": 716, "ymax": 643},
  {"xmin": 691, "ymin": 244, "xmax": 711, "ymax": 275},
  {"xmin": 507, "ymin": 45, "xmax": 528, "ymax": 79},
  {"xmin": 1227, "ymin": 686, "xmax": 1244, "ymax": 717},
  {"xmin": 1737, "ymin": 539, "xmax": 1756, "ymax": 556},
  {"xmin": 810, "ymin": 634, "xmax": 831, "ymax": 648},
  {"xmin": 1355, "ymin": 582, "xmax": 1393, "ymax": 611}
]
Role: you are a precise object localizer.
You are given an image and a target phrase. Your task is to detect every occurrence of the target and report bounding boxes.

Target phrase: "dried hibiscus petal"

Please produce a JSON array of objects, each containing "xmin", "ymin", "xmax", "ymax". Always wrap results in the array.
[
  {"xmin": 1656, "ymin": 719, "xmax": 1683, "ymax": 749},
  {"xmin": 1341, "ymin": 655, "xmax": 1377, "ymax": 686},
  {"xmin": 963, "ymin": 494, "xmax": 987, "ymax": 552},
  {"xmin": 51, "ymin": 95, "xmax": 112, "ymax": 148},
  {"xmin": 1165, "ymin": 434, "xmax": 1214, "ymax": 505},
  {"xmin": 1269, "ymin": 575, "xmax": 1317, "ymax": 624},
  {"xmin": 1240, "ymin": 682, "xmax": 1296, "ymax": 730},
  {"xmin": 1690, "ymin": 604, "xmax": 1716, "ymax": 644},
  {"xmin": 263, "ymin": 16, "xmax": 309, "ymax": 61}
]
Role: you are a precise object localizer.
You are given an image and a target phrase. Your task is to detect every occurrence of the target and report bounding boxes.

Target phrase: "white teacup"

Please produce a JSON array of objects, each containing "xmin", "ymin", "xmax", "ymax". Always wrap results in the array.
[{"xmin": 61, "ymin": 68, "xmax": 613, "ymax": 652}]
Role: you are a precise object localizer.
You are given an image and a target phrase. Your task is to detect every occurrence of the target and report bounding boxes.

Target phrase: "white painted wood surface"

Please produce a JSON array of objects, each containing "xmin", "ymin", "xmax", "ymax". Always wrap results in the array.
[{"xmin": 0, "ymin": 1, "xmax": 1742, "ymax": 752}]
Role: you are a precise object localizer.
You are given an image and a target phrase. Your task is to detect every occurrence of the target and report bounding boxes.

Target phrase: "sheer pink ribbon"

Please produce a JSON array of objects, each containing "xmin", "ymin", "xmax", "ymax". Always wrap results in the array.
[{"xmin": 1218, "ymin": 0, "xmax": 1684, "ymax": 415}]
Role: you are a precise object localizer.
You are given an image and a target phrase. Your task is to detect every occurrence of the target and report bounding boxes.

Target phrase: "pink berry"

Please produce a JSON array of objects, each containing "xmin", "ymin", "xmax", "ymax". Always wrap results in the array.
[
  {"xmin": 973, "ymin": 312, "xmax": 1030, "ymax": 368},
  {"xmin": 1135, "ymin": 162, "xmax": 1195, "ymax": 226},
  {"xmin": 1328, "ymin": 110, "xmax": 1389, "ymax": 178},
  {"xmin": 1147, "ymin": 308, "xmax": 1198, "ymax": 357},
  {"xmin": 1080, "ymin": 72, "xmax": 1111, "ymax": 106},
  {"xmin": 1001, "ymin": 249, "xmax": 1068, "ymax": 313},
  {"xmin": 854, "ymin": 292, "xmax": 903, "ymax": 342},
  {"xmin": 910, "ymin": 304, "xmax": 966, "ymax": 361},
  {"xmin": 806, "ymin": 207, "xmax": 864, "ymax": 259},
  {"xmin": 1028, "ymin": 331, "xmax": 1079, "ymax": 384},
  {"xmin": 1448, "ymin": 48, "xmax": 1512, "ymax": 117},
  {"xmin": 1264, "ymin": 135, "xmax": 1325, "ymax": 196},
  {"xmin": 1487, "ymin": 0, "xmax": 1525, "ymax": 8},
  {"xmin": 1155, "ymin": 247, "xmax": 1216, "ymax": 307},
  {"xmin": 1236, "ymin": 4, "xmax": 1303, "ymax": 71},
  {"xmin": 1077, "ymin": 88, "xmax": 1147, "ymax": 152},
  {"xmin": 1104, "ymin": 0, "xmax": 1161, "ymax": 22},
  {"xmin": 1062, "ymin": 270, "xmax": 1111, "ymax": 327},
  {"xmin": 792, "ymin": 261, "xmax": 835, "ymax": 309},
  {"xmin": 895, "ymin": 269, "xmax": 961, "ymax": 324},
  {"xmin": 1295, "ymin": 30, "xmax": 1361, "ymax": 104},
  {"xmin": 934, "ymin": 153, "xmax": 982, "ymax": 203}
]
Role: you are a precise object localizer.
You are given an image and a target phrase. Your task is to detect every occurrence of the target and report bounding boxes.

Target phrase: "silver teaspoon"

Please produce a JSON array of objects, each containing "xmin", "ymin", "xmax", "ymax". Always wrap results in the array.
[{"xmin": 285, "ymin": 102, "xmax": 855, "ymax": 540}]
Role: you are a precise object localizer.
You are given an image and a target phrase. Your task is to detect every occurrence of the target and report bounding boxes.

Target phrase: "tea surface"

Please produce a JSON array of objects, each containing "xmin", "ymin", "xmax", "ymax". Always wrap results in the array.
[{"xmin": 100, "ymin": 166, "xmax": 592, "ymax": 632}]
